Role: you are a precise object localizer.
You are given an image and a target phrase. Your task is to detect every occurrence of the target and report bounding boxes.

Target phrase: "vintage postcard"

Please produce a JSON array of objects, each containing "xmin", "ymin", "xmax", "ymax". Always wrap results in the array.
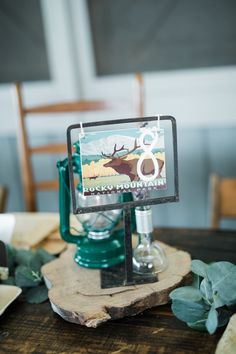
[{"xmin": 79, "ymin": 127, "xmax": 167, "ymax": 196}]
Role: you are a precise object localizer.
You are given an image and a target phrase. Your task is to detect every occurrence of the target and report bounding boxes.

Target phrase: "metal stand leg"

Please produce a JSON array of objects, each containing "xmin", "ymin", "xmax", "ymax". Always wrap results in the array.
[{"xmin": 123, "ymin": 207, "xmax": 134, "ymax": 285}]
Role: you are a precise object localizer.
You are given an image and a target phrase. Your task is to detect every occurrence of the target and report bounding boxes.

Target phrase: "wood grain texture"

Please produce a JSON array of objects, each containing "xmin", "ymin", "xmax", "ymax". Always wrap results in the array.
[
  {"xmin": 1, "ymin": 228, "xmax": 236, "ymax": 354},
  {"xmin": 135, "ymin": 73, "xmax": 144, "ymax": 117},
  {"xmin": 41, "ymin": 242, "xmax": 191, "ymax": 327},
  {"xmin": 0, "ymin": 186, "xmax": 8, "ymax": 212},
  {"xmin": 30, "ymin": 143, "xmax": 67, "ymax": 154},
  {"xmin": 34, "ymin": 180, "xmax": 59, "ymax": 190},
  {"xmin": 220, "ymin": 178, "xmax": 236, "ymax": 217},
  {"xmin": 210, "ymin": 174, "xmax": 221, "ymax": 228},
  {"xmin": 25, "ymin": 100, "xmax": 114, "ymax": 114},
  {"xmin": 15, "ymin": 82, "xmax": 37, "ymax": 212}
]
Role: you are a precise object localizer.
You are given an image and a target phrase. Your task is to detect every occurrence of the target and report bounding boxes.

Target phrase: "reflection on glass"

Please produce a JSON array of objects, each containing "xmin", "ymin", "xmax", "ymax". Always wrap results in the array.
[{"xmin": 75, "ymin": 192, "xmax": 122, "ymax": 239}]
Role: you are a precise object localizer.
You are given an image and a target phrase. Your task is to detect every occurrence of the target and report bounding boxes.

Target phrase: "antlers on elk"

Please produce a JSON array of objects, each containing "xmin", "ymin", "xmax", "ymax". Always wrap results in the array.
[{"xmin": 101, "ymin": 139, "xmax": 140, "ymax": 159}]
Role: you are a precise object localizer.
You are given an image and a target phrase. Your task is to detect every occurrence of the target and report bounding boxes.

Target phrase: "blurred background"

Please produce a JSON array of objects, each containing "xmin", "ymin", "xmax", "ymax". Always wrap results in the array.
[{"xmin": 0, "ymin": 0, "xmax": 236, "ymax": 228}]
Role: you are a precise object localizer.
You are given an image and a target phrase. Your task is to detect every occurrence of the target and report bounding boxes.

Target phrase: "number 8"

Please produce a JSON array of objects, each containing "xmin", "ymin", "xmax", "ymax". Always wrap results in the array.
[{"xmin": 137, "ymin": 129, "xmax": 159, "ymax": 182}]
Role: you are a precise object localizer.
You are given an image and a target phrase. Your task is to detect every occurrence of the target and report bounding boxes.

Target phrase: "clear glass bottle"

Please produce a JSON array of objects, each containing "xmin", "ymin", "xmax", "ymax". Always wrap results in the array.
[{"xmin": 133, "ymin": 206, "xmax": 168, "ymax": 274}]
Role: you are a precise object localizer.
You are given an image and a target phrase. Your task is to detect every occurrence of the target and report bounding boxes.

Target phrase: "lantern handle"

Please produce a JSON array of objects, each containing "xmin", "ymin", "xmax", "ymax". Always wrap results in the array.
[{"xmin": 57, "ymin": 159, "xmax": 84, "ymax": 244}]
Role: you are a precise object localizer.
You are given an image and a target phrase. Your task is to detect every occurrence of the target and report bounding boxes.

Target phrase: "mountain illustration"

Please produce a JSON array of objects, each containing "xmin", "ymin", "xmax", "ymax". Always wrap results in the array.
[{"xmin": 81, "ymin": 134, "xmax": 164, "ymax": 156}]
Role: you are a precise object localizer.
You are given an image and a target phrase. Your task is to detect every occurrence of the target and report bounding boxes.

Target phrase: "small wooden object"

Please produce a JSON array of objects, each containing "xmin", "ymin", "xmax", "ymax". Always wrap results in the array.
[{"xmin": 42, "ymin": 241, "xmax": 191, "ymax": 328}]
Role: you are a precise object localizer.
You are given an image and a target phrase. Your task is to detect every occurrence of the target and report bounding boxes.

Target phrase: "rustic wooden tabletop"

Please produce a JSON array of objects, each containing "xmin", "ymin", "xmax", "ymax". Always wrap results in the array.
[{"xmin": 1, "ymin": 228, "xmax": 236, "ymax": 354}]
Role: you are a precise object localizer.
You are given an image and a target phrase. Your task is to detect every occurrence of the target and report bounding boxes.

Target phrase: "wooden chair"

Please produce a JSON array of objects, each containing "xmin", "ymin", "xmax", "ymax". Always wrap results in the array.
[
  {"xmin": 210, "ymin": 174, "xmax": 236, "ymax": 228},
  {"xmin": 0, "ymin": 186, "xmax": 8, "ymax": 213},
  {"xmin": 14, "ymin": 74, "xmax": 144, "ymax": 212}
]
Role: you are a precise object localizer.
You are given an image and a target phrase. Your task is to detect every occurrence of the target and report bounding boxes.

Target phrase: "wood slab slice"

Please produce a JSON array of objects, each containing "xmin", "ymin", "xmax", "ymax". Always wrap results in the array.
[{"xmin": 42, "ymin": 242, "xmax": 191, "ymax": 328}]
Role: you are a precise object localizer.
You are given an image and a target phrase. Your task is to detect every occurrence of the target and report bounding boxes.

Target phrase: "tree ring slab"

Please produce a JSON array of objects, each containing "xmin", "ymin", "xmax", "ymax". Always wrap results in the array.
[{"xmin": 42, "ymin": 242, "xmax": 191, "ymax": 327}]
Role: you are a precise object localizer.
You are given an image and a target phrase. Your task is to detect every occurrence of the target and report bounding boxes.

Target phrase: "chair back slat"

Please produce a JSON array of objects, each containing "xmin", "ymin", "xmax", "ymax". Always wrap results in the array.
[
  {"xmin": 30, "ymin": 143, "xmax": 67, "ymax": 154},
  {"xmin": 25, "ymin": 100, "xmax": 114, "ymax": 114},
  {"xmin": 0, "ymin": 186, "xmax": 8, "ymax": 213},
  {"xmin": 210, "ymin": 174, "xmax": 236, "ymax": 228},
  {"xmin": 220, "ymin": 179, "xmax": 236, "ymax": 218},
  {"xmin": 14, "ymin": 75, "xmax": 144, "ymax": 211},
  {"xmin": 34, "ymin": 180, "xmax": 59, "ymax": 190}
]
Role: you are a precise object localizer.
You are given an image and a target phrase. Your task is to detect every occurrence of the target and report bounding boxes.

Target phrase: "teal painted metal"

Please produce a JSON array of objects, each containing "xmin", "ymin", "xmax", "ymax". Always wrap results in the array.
[{"xmin": 74, "ymin": 229, "xmax": 125, "ymax": 268}]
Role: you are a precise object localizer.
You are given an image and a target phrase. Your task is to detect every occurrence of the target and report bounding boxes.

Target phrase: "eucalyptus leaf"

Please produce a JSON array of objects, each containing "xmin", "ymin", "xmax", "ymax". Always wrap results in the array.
[
  {"xmin": 36, "ymin": 249, "xmax": 55, "ymax": 264},
  {"xmin": 213, "ymin": 292, "xmax": 225, "ymax": 309},
  {"xmin": 29, "ymin": 254, "xmax": 43, "ymax": 272},
  {"xmin": 26, "ymin": 285, "xmax": 48, "ymax": 304},
  {"xmin": 206, "ymin": 306, "xmax": 218, "ymax": 334},
  {"xmin": 15, "ymin": 249, "xmax": 34, "ymax": 266},
  {"xmin": 170, "ymin": 259, "xmax": 236, "ymax": 334},
  {"xmin": 200, "ymin": 278, "xmax": 213, "ymax": 304},
  {"xmin": 187, "ymin": 319, "xmax": 207, "ymax": 331},
  {"xmin": 0, "ymin": 245, "xmax": 56, "ymax": 305},
  {"xmin": 15, "ymin": 265, "xmax": 41, "ymax": 288},
  {"xmin": 191, "ymin": 260, "xmax": 209, "ymax": 278},
  {"xmin": 192, "ymin": 273, "xmax": 201, "ymax": 289},
  {"xmin": 170, "ymin": 286, "xmax": 202, "ymax": 302},
  {"xmin": 171, "ymin": 299, "xmax": 209, "ymax": 323},
  {"xmin": 207, "ymin": 262, "xmax": 236, "ymax": 305}
]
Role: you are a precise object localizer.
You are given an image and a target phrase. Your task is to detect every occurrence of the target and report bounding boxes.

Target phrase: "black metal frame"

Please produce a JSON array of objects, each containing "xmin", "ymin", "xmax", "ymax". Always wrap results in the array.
[{"xmin": 67, "ymin": 115, "xmax": 179, "ymax": 285}]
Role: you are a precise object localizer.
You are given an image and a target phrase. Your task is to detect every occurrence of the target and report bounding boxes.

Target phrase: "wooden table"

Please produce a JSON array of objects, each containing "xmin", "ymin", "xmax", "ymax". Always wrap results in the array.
[{"xmin": 1, "ymin": 228, "xmax": 236, "ymax": 354}]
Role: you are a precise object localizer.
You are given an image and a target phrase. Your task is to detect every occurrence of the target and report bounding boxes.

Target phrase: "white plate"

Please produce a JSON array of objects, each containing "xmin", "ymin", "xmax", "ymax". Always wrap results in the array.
[{"xmin": 0, "ymin": 285, "xmax": 22, "ymax": 315}]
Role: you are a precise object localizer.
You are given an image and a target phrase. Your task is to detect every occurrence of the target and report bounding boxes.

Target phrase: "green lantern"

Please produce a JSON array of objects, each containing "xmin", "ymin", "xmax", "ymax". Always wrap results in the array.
[{"xmin": 57, "ymin": 142, "xmax": 134, "ymax": 269}]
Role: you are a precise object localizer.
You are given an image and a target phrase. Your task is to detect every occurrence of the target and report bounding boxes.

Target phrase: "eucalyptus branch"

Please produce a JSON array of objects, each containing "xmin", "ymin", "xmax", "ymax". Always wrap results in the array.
[
  {"xmin": 0, "ymin": 246, "xmax": 55, "ymax": 304},
  {"xmin": 170, "ymin": 260, "xmax": 236, "ymax": 334}
]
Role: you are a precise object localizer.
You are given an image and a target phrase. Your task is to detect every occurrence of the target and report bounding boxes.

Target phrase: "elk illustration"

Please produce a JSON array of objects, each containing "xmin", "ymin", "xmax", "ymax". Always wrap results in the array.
[{"xmin": 101, "ymin": 139, "xmax": 164, "ymax": 182}]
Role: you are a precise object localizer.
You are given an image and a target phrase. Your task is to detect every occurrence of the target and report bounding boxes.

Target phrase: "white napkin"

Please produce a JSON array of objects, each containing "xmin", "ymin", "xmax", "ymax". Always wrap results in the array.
[{"xmin": 0, "ymin": 214, "xmax": 15, "ymax": 244}]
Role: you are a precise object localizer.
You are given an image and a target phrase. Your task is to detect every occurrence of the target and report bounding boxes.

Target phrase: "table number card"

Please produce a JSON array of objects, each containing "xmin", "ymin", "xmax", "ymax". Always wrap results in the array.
[{"xmin": 79, "ymin": 127, "xmax": 167, "ymax": 196}]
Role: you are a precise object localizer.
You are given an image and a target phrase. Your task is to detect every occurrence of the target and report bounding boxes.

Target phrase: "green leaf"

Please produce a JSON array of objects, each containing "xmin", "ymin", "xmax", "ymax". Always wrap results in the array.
[
  {"xmin": 170, "ymin": 286, "xmax": 202, "ymax": 302},
  {"xmin": 213, "ymin": 292, "xmax": 224, "ymax": 309},
  {"xmin": 29, "ymin": 254, "xmax": 43, "ymax": 272},
  {"xmin": 187, "ymin": 319, "xmax": 207, "ymax": 331},
  {"xmin": 192, "ymin": 273, "xmax": 201, "ymax": 289},
  {"xmin": 36, "ymin": 249, "xmax": 55, "ymax": 264},
  {"xmin": 191, "ymin": 260, "xmax": 209, "ymax": 278},
  {"xmin": 170, "ymin": 260, "xmax": 236, "ymax": 333},
  {"xmin": 15, "ymin": 249, "xmax": 34, "ymax": 266},
  {"xmin": 207, "ymin": 262, "xmax": 236, "ymax": 306},
  {"xmin": 26, "ymin": 285, "xmax": 48, "ymax": 304},
  {"xmin": 206, "ymin": 306, "xmax": 218, "ymax": 334},
  {"xmin": 15, "ymin": 265, "xmax": 41, "ymax": 288},
  {"xmin": 171, "ymin": 299, "xmax": 209, "ymax": 323},
  {"xmin": 200, "ymin": 278, "xmax": 213, "ymax": 303}
]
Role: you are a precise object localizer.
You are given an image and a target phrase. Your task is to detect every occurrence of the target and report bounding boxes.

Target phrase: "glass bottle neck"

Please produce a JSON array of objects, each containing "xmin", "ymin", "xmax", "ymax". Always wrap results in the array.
[
  {"xmin": 138, "ymin": 232, "xmax": 152, "ymax": 246},
  {"xmin": 135, "ymin": 207, "xmax": 153, "ymax": 234}
]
